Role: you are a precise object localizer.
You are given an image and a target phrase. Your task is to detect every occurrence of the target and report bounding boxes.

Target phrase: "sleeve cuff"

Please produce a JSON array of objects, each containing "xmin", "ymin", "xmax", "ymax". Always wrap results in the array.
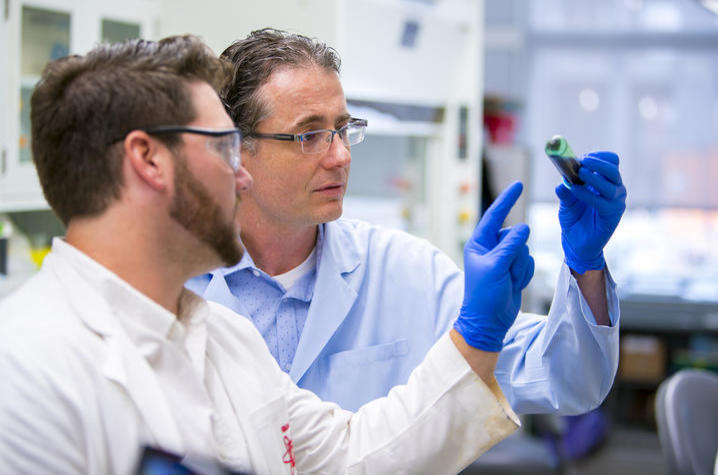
[
  {"xmin": 563, "ymin": 263, "xmax": 621, "ymax": 328},
  {"xmin": 437, "ymin": 332, "xmax": 521, "ymax": 428}
]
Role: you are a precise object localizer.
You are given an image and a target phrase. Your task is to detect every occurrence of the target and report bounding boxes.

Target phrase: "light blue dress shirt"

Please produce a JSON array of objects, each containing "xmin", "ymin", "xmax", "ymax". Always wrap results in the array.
[
  {"xmin": 187, "ymin": 218, "xmax": 621, "ymax": 413},
  {"xmin": 189, "ymin": 242, "xmax": 317, "ymax": 374}
]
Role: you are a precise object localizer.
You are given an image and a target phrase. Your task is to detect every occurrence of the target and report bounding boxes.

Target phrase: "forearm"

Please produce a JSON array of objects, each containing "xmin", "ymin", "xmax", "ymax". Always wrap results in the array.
[
  {"xmin": 450, "ymin": 328, "xmax": 499, "ymax": 384},
  {"xmin": 449, "ymin": 329, "xmax": 517, "ymax": 425},
  {"xmin": 572, "ymin": 268, "xmax": 610, "ymax": 326}
]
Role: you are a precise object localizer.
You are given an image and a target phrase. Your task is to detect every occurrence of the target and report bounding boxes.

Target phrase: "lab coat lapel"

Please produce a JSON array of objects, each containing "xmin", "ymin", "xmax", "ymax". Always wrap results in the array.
[
  {"xmin": 46, "ymin": 253, "xmax": 185, "ymax": 454},
  {"xmin": 101, "ymin": 332, "xmax": 185, "ymax": 454},
  {"xmin": 289, "ymin": 222, "xmax": 361, "ymax": 383}
]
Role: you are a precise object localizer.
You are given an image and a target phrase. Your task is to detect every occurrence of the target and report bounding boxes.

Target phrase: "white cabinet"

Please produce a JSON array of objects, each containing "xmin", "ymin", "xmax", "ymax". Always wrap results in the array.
[{"xmin": 0, "ymin": 0, "xmax": 157, "ymax": 212}]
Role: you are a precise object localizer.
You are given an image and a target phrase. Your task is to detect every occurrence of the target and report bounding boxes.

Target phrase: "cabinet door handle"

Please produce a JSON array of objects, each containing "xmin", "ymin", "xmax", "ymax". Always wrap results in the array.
[
  {"xmin": 1, "ymin": 148, "xmax": 6, "ymax": 175},
  {"xmin": 4, "ymin": 0, "xmax": 8, "ymax": 21}
]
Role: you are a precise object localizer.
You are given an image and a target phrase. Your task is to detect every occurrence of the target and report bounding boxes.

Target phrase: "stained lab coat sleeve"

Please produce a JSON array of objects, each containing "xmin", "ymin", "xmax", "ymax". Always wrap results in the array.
[
  {"xmin": 280, "ymin": 333, "xmax": 520, "ymax": 474},
  {"xmin": 280, "ymin": 219, "xmax": 619, "ymax": 414},
  {"xmin": 207, "ymin": 302, "xmax": 521, "ymax": 473}
]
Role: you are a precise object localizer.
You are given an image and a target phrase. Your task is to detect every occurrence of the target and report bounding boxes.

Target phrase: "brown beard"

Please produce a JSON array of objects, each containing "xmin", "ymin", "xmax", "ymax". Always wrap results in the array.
[{"xmin": 169, "ymin": 154, "xmax": 243, "ymax": 267}]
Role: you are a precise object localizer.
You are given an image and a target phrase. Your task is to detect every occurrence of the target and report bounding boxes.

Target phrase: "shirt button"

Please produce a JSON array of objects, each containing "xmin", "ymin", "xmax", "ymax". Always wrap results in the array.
[{"xmin": 252, "ymin": 269, "xmax": 260, "ymax": 277}]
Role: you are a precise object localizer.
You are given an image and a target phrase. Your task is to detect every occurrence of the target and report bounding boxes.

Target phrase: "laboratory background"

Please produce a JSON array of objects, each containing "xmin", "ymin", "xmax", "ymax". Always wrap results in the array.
[{"xmin": 1, "ymin": 0, "xmax": 717, "ymax": 473}]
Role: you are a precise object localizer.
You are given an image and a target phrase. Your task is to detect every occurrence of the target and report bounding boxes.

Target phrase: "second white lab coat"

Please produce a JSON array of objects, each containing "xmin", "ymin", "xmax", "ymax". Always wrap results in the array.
[{"xmin": 0, "ymin": 240, "xmax": 519, "ymax": 474}]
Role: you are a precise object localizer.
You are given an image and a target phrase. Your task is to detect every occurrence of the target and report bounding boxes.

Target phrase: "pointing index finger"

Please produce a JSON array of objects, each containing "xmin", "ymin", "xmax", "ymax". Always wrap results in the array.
[{"xmin": 472, "ymin": 181, "xmax": 524, "ymax": 246}]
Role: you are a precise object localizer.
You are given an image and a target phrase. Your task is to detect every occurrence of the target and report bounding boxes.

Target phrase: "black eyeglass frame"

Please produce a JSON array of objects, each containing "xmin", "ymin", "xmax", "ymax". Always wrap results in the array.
[
  {"xmin": 246, "ymin": 117, "xmax": 368, "ymax": 153},
  {"xmin": 140, "ymin": 125, "xmax": 240, "ymax": 138}
]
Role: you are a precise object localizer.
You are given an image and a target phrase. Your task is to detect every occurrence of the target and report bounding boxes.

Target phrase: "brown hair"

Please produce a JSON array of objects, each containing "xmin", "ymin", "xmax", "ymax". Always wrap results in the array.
[
  {"xmin": 220, "ymin": 28, "xmax": 341, "ymax": 146},
  {"xmin": 30, "ymin": 34, "xmax": 232, "ymax": 225}
]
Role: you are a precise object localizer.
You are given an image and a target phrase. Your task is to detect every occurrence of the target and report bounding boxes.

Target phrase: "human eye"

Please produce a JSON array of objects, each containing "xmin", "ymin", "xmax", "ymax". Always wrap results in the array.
[
  {"xmin": 328, "ymin": 122, "xmax": 345, "ymax": 138},
  {"xmin": 301, "ymin": 130, "xmax": 323, "ymax": 144}
]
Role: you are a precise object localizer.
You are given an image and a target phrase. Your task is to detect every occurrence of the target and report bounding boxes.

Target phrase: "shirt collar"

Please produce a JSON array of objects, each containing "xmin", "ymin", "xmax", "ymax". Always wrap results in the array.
[
  {"xmin": 215, "ymin": 225, "xmax": 326, "ymax": 279},
  {"xmin": 214, "ymin": 239, "xmax": 256, "ymax": 277}
]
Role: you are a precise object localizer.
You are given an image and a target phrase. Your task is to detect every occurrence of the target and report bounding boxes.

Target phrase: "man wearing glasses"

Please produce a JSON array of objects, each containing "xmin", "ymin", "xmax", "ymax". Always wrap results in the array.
[
  {"xmin": 188, "ymin": 28, "xmax": 627, "ymax": 415},
  {"xmin": 0, "ymin": 34, "xmax": 526, "ymax": 473}
]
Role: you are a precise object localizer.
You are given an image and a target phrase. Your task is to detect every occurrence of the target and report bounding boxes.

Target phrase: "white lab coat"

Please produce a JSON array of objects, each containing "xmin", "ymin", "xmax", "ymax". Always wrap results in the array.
[{"xmin": 0, "ymin": 239, "xmax": 519, "ymax": 474}]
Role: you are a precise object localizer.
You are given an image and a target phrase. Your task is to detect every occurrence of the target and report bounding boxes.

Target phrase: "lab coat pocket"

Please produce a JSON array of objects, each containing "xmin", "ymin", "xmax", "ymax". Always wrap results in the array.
[
  {"xmin": 246, "ymin": 397, "xmax": 295, "ymax": 475},
  {"xmin": 320, "ymin": 339, "xmax": 409, "ymax": 409}
]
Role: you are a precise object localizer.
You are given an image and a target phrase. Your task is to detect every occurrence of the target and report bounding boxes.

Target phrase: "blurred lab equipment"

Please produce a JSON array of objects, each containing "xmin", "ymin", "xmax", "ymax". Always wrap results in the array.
[
  {"xmin": 0, "ymin": 219, "xmax": 8, "ymax": 275},
  {"xmin": 655, "ymin": 369, "xmax": 718, "ymax": 475}
]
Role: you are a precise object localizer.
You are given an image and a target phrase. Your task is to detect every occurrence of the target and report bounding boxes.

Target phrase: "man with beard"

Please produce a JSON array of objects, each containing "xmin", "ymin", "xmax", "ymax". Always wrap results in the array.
[
  {"xmin": 0, "ymin": 35, "xmax": 533, "ymax": 473},
  {"xmin": 188, "ymin": 28, "xmax": 627, "ymax": 414}
]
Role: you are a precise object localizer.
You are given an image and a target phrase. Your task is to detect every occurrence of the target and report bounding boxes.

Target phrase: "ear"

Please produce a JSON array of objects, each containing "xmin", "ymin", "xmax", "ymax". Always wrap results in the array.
[{"xmin": 123, "ymin": 130, "xmax": 172, "ymax": 192}]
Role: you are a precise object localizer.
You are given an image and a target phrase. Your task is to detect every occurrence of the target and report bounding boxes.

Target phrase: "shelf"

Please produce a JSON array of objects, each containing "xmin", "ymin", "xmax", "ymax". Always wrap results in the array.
[
  {"xmin": 620, "ymin": 297, "xmax": 718, "ymax": 333},
  {"xmin": 365, "ymin": 120, "xmax": 441, "ymax": 137},
  {"xmin": 0, "ymin": 198, "xmax": 49, "ymax": 213},
  {"xmin": 615, "ymin": 379, "xmax": 660, "ymax": 390},
  {"xmin": 20, "ymin": 75, "xmax": 40, "ymax": 88}
]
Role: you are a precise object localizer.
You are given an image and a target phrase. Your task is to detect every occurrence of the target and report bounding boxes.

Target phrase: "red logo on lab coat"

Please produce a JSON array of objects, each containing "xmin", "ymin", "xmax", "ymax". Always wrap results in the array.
[{"xmin": 281, "ymin": 423, "xmax": 295, "ymax": 474}]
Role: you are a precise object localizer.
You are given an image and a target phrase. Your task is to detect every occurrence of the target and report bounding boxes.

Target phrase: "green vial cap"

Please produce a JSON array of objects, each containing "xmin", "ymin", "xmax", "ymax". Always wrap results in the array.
[{"xmin": 545, "ymin": 135, "xmax": 576, "ymax": 159}]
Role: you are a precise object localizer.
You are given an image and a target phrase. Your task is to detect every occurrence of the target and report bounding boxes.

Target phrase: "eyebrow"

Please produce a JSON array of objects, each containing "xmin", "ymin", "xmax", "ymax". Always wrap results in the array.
[{"xmin": 293, "ymin": 112, "xmax": 352, "ymax": 131}]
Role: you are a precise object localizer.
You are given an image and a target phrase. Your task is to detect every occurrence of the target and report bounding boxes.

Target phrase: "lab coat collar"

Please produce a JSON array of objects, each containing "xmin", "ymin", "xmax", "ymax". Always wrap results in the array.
[
  {"xmin": 44, "ymin": 238, "xmax": 187, "ymax": 453},
  {"xmin": 319, "ymin": 220, "xmax": 361, "ymax": 275},
  {"xmin": 289, "ymin": 220, "xmax": 361, "ymax": 382},
  {"xmin": 48, "ymin": 238, "xmax": 181, "ymax": 338}
]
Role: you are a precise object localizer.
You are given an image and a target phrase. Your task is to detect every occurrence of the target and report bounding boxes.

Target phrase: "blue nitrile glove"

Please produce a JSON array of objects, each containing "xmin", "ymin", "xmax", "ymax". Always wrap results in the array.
[
  {"xmin": 557, "ymin": 151, "xmax": 627, "ymax": 274},
  {"xmin": 453, "ymin": 181, "xmax": 535, "ymax": 352}
]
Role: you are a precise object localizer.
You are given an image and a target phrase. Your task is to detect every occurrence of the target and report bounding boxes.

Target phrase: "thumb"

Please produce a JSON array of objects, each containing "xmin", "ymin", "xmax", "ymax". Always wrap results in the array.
[
  {"xmin": 555, "ymin": 183, "xmax": 578, "ymax": 206},
  {"xmin": 490, "ymin": 224, "xmax": 530, "ymax": 268}
]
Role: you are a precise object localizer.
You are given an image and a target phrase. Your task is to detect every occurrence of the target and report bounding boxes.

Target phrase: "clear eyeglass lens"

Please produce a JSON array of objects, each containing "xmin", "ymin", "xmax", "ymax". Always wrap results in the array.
[
  {"xmin": 300, "ymin": 130, "xmax": 329, "ymax": 154},
  {"xmin": 300, "ymin": 123, "xmax": 366, "ymax": 154},
  {"xmin": 207, "ymin": 132, "xmax": 241, "ymax": 171},
  {"xmin": 345, "ymin": 125, "xmax": 365, "ymax": 145}
]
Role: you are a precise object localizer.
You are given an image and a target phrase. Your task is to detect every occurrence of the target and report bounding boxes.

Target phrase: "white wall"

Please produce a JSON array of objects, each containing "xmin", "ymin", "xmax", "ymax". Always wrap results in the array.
[{"xmin": 156, "ymin": 0, "xmax": 337, "ymax": 55}]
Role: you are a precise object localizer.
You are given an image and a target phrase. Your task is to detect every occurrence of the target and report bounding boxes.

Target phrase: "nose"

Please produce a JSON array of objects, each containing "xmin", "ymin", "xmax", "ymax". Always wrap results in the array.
[
  {"xmin": 235, "ymin": 164, "xmax": 253, "ymax": 193},
  {"xmin": 322, "ymin": 132, "xmax": 351, "ymax": 169}
]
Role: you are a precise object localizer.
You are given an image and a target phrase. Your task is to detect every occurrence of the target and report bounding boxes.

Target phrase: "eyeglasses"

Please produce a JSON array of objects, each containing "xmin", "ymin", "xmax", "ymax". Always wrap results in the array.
[
  {"xmin": 141, "ymin": 126, "xmax": 242, "ymax": 172},
  {"xmin": 247, "ymin": 118, "xmax": 368, "ymax": 155}
]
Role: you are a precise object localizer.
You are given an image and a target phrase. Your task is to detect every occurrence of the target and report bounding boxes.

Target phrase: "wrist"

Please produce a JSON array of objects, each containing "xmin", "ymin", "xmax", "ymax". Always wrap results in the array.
[
  {"xmin": 449, "ymin": 329, "xmax": 499, "ymax": 383},
  {"xmin": 453, "ymin": 317, "xmax": 505, "ymax": 352},
  {"xmin": 571, "ymin": 268, "xmax": 611, "ymax": 326},
  {"xmin": 562, "ymin": 240, "xmax": 605, "ymax": 274},
  {"xmin": 565, "ymin": 253, "xmax": 605, "ymax": 274}
]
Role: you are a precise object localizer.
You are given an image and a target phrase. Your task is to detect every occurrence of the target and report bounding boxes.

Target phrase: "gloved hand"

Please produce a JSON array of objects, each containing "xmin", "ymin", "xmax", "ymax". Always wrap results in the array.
[
  {"xmin": 556, "ymin": 151, "xmax": 627, "ymax": 274},
  {"xmin": 454, "ymin": 181, "xmax": 535, "ymax": 352}
]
